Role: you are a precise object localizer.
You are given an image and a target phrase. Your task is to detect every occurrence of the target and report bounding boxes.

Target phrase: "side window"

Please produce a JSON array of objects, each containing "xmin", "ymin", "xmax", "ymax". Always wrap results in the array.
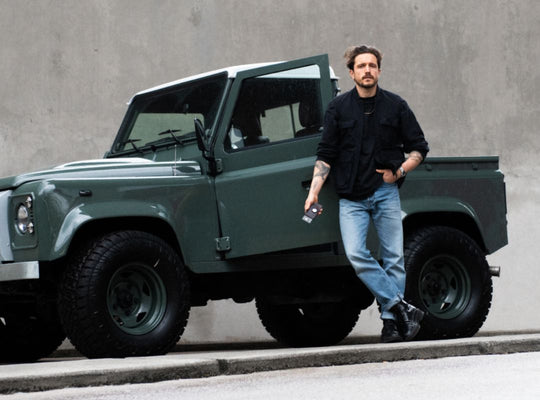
[{"xmin": 226, "ymin": 65, "xmax": 323, "ymax": 151}]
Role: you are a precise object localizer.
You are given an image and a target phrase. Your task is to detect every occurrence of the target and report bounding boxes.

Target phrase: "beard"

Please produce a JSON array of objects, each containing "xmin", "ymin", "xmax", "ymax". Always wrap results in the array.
[{"xmin": 356, "ymin": 75, "xmax": 378, "ymax": 89}]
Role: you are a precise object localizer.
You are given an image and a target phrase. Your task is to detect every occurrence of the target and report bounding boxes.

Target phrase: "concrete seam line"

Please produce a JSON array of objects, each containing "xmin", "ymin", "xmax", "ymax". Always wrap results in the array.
[{"xmin": 217, "ymin": 358, "xmax": 230, "ymax": 374}]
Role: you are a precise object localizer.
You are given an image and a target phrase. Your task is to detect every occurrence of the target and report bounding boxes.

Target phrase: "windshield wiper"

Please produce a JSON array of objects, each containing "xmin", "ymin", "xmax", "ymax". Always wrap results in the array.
[
  {"xmin": 120, "ymin": 131, "xmax": 198, "ymax": 154},
  {"xmin": 158, "ymin": 129, "xmax": 182, "ymax": 145},
  {"xmin": 146, "ymin": 130, "xmax": 198, "ymax": 147},
  {"xmin": 122, "ymin": 139, "xmax": 144, "ymax": 154}
]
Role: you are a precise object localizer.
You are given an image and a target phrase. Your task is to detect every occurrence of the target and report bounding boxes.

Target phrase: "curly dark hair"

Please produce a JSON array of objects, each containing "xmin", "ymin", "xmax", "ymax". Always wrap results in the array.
[{"xmin": 344, "ymin": 45, "xmax": 383, "ymax": 70}]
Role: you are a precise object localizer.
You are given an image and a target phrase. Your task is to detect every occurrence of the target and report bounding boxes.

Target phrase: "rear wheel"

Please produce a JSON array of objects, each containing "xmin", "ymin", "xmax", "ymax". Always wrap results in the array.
[
  {"xmin": 0, "ymin": 307, "xmax": 65, "ymax": 362},
  {"xmin": 256, "ymin": 297, "xmax": 361, "ymax": 347},
  {"xmin": 404, "ymin": 226, "xmax": 492, "ymax": 339},
  {"xmin": 58, "ymin": 231, "xmax": 190, "ymax": 358}
]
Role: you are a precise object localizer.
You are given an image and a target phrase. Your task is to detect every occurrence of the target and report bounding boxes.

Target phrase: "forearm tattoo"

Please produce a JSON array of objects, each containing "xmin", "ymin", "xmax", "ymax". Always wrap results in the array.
[
  {"xmin": 409, "ymin": 151, "xmax": 424, "ymax": 163},
  {"xmin": 314, "ymin": 160, "xmax": 331, "ymax": 181}
]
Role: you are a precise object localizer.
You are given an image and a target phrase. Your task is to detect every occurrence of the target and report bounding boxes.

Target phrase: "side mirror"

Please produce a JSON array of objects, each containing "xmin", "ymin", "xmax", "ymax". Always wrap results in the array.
[
  {"xmin": 194, "ymin": 118, "xmax": 221, "ymax": 174},
  {"xmin": 194, "ymin": 118, "xmax": 208, "ymax": 153}
]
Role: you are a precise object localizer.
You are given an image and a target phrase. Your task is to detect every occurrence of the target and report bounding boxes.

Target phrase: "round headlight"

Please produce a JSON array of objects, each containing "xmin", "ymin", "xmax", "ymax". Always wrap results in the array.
[{"xmin": 16, "ymin": 204, "xmax": 30, "ymax": 234}]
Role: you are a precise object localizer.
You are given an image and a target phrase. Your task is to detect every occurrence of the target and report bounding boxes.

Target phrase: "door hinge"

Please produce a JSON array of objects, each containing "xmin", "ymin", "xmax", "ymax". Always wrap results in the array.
[
  {"xmin": 214, "ymin": 158, "xmax": 223, "ymax": 174},
  {"xmin": 207, "ymin": 158, "xmax": 223, "ymax": 176},
  {"xmin": 215, "ymin": 236, "xmax": 231, "ymax": 252}
]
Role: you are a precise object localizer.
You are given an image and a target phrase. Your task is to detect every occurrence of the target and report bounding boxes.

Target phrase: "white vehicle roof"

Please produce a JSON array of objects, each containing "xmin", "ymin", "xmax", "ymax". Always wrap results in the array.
[{"xmin": 129, "ymin": 62, "xmax": 338, "ymax": 104}]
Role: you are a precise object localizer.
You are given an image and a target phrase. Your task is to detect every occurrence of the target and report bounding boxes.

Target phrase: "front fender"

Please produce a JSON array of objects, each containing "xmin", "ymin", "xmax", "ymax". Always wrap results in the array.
[
  {"xmin": 53, "ymin": 201, "xmax": 172, "ymax": 257},
  {"xmin": 8, "ymin": 169, "xmax": 219, "ymax": 265}
]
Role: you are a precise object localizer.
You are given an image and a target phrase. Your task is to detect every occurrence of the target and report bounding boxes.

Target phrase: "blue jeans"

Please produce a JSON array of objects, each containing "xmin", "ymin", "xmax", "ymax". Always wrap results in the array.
[{"xmin": 339, "ymin": 182, "xmax": 405, "ymax": 320}]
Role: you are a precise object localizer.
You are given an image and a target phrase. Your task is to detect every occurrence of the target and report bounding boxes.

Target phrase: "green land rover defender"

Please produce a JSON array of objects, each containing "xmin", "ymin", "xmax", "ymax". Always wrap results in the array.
[{"xmin": 0, "ymin": 55, "xmax": 507, "ymax": 361}]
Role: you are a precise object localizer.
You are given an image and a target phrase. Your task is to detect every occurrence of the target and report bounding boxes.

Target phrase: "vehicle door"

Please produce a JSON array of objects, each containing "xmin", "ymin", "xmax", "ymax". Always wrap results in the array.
[{"xmin": 212, "ymin": 55, "xmax": 341, "ymax": 258}]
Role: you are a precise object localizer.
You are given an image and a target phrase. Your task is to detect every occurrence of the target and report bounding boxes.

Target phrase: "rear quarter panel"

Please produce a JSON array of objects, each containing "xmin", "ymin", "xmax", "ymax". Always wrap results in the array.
[{"xmin": 400, "ymin": 156, "xmax": 508, "ymax": 254}]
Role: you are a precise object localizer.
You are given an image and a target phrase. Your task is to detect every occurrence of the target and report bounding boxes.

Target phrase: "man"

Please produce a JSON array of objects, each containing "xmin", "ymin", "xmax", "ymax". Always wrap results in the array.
[{"xmin": 304, "ymin": 45, "xmax": 429, "ymax": 343}]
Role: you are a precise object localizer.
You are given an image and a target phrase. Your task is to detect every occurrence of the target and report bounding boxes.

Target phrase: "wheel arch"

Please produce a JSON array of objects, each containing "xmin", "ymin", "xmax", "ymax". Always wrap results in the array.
[
  {"xmin": 66, "ymin": 216, "xmax": 186, "ymax": 265},
  {"xmin": 402, "ymin": 209, "xmax": 486, "ymax": 253}
]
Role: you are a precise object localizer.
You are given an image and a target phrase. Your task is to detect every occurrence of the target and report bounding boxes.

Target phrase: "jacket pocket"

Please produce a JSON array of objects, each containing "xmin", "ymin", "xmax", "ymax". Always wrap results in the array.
[
  {"xmin": 379, "ymin": 116, "xmax": 400, "ymax": 145},
  {"xmin": 337, "ymin": 119, "xmax": 357, "ymax": 150},
  {"xmin": 333, "ymin": 150, "xmax": 354, "ymax": 190}
]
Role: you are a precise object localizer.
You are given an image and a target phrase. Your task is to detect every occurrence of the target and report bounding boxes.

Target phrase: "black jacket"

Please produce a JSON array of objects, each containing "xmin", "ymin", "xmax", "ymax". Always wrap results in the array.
[{"xmin": 316, "ymin": 86, "xmax": 429, "ymax": 196}]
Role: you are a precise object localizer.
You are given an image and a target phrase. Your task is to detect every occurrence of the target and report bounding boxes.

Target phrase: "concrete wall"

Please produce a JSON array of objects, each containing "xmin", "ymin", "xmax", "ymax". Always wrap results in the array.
[{"xmin": 1, "ymin": 0, "xmax": 539, "ymax": 342}]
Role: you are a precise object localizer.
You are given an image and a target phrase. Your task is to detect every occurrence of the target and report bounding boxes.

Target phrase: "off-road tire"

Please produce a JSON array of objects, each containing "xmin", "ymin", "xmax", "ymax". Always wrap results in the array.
[
  {"xmin": 0, "ymin": 309, "xmax": 65, "ymax": 362},
  {"xmin": 404, "ymin": 226, "xmax": 492, "ymax": 340},
  {"xmin": 58, "ymin": 231, "xmax": 190, "ymax": 358},
  {"xmin": 256, "ymin": 297, "xmax": 361, "ymax": 347}
]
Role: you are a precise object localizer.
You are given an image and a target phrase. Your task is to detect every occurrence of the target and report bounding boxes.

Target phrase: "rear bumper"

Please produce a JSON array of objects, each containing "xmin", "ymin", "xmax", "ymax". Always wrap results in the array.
[{"xmin": 0, "ymin": 261, "xmax": 39, "ymax": 282}]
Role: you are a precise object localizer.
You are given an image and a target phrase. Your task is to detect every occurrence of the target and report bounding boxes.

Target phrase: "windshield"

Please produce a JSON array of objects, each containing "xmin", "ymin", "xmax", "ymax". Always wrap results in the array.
[{"xmin": 112, "ymin": 73, "xmax": 227, "ymax": 154}]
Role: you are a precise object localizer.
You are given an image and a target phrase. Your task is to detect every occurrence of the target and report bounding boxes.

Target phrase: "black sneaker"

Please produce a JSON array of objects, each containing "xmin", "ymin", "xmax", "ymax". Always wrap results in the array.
[
  {"xmin": 381, "ymin": 319, "xmax": 403, "ymax": 343},
  {"xmin": 391, "ymin": 300, "xmax": 425, "ymax": 341}
]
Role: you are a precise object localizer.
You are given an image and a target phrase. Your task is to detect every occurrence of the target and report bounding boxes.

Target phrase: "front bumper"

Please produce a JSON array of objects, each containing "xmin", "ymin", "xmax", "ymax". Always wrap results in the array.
[{"xmin": 0, "ymin": 261, "xmax": 39, "ymax": 282}]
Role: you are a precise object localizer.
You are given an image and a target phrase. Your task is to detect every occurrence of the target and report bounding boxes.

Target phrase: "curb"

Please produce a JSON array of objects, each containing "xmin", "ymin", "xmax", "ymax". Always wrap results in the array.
[
  {"xmin": 0, "ymin": 358, "xmax": 220, "ymax": 395},
  {"xmin": 215, "ymin": 333, "xmax": 540, "ymax": 375},
  {"xmin": 1, "ymin": 333, "xmax": 540, "ymax": 394}
]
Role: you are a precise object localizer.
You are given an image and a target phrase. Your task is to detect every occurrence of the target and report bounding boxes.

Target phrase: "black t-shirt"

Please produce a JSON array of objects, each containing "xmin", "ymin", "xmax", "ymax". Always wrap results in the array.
[{"xmin": 342, "ymin": 95, "xmax": 383, "ymax": 200}]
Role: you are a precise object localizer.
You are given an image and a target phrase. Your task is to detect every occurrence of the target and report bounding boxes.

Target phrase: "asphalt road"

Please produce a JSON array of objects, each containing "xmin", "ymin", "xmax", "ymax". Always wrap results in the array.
[{"xmin": 4, "ymin": 352, "xmax": 540, "ymax": 400}]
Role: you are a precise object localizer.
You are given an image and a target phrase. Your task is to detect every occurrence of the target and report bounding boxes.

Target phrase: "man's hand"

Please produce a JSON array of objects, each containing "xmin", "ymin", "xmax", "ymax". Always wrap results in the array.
[
  {"xmin": 304, "ymin": 193, "xmax": 318, "ymax": 213},
  {"xmin": 376, "ymin": 168, "xmax": 398, "ymax": 183},
  {"xmin": 304, "ymin": 193, "xmax": 323, "ymax": 214},
  {"xmin": 376, "ymin": 151, "xmax": 424, "ymax": 184}
]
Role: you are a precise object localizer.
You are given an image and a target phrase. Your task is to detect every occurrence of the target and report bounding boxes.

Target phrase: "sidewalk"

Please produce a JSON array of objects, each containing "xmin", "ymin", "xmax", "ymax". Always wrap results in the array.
[{"xmin": 1, "ymin": 332, "xmax": 540, "ymax": 394}]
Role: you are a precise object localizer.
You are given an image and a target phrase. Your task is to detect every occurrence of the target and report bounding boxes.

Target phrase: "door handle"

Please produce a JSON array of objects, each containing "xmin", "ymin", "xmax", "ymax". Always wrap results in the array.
[{"xmin": 301, "ymin": 180, "xmax": 312, "ymax": 190}]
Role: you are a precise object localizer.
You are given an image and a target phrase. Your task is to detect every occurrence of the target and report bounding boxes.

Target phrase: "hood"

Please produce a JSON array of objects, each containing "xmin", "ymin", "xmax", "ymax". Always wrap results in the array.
[{"xmin": 0, "ymin": 158, "xmax": 201, "ymax": 190}]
